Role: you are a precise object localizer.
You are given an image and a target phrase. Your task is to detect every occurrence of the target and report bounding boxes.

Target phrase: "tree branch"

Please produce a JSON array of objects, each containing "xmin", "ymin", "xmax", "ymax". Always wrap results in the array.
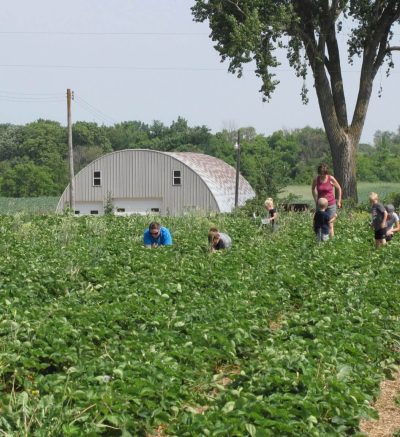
[
  {"xmin": 349, "ymin": 3, "xmax": 399, "ymax": 142},
  {"xmin": 372, "ymin": 28, "xmax": 391, "ymax": 78},
  {"xmin": 225, "ymin": 0, "xmax": 246, "ymax": 17},
  {"xmin": 325, "ymin": 23, "xmax": 348, "ymax": 128}
]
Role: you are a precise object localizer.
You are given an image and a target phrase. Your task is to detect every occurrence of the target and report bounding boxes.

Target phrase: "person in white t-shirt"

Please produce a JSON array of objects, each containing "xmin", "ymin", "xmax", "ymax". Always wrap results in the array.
[
  {"xmin": 385, "ymin": 204, "xmax": 400, "ymax": 242},
  {"xmin": 208, "ymin": 227, "xmax": 232, "ymax": 252}
]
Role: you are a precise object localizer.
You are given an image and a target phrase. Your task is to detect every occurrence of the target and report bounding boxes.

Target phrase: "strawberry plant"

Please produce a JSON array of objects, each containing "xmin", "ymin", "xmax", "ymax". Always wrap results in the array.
[{"xmin": 0, "ymin": 212, "xmax": 398, "ymax": 435}]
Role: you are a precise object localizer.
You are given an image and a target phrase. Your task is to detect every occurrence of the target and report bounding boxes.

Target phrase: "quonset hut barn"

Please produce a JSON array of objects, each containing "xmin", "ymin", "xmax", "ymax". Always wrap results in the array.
[{"xmin": 56, "ymin": 149, "xmax": 255, "ymax": 216}]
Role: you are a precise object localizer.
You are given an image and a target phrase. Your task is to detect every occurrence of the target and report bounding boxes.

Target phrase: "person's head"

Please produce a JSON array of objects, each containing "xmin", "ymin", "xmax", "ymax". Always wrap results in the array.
[
  {"xmin": 264, "ymin": 197, "xmax": 274, "ymax": 209},
  {"xmin": 149, "ymin": 222, "xmax": 161, "ymax": 238},
  {"xmin": 208, "ymin": 230, "xmax": 220, "ymax": 246},
  {"xmin": 385, "ymin": 204, "xmax": 395, "ymax": 216},
  {"xmin": 209, "ymin": 226, "xmax": 219, "ymax": 233},
  {"xmin": 369, "ymin": 192, "xmax": 379, "ymax": 205},
  {"xmin": 317, "ymin": 163, "xmax": 330, "ymax": 176},
  {"xmin": 317, "ymin": 197, "xmax": 328, "ymax": 211}
]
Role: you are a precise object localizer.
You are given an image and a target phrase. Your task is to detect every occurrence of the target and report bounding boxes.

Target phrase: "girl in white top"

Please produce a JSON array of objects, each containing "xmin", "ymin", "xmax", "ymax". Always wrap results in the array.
[{"xmin": 385, "ymin": 204, "xmax": 400, "ymax": 241}]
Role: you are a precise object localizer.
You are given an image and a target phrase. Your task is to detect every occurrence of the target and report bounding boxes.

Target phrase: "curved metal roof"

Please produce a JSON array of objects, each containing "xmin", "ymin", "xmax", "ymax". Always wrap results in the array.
[
  {"xmin": 166, "ymin": 152, "xmax": 255, "ymax": 212},
  {"xmin": 57, "ymin": 149, "xmax": 255, "ymax": 214}
]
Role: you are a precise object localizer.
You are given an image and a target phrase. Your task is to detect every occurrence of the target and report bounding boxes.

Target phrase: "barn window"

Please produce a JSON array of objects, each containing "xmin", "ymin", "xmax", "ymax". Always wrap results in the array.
[
  {"xmin": 74, "ymin": 210, "xmax": 80, "ymax": 215},
  {"xmin": 172, "ymin": 170, "xmax": 181, "ymax": 186},
  {"xmin": 90, "ymin": 210, "xmax": 99, "ymax": 215},
  {"xmin": 116, "ymin": 208, "xmax": 125, "ymax": 213},
  {"xmin": 93, "ymin": 171, "xmax": 101, "ymax": 186},
  {"xmin": 151, "ymin": 208, "xmax": 160, "ymax": 213}
]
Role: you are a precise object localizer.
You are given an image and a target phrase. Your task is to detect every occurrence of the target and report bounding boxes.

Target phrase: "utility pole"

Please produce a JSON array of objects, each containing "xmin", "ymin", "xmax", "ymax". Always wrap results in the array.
[
  {"xmin": 234, "ymin": 129, "xmax": 241, "ymax": 208},
  {"xmin": 67, "ymin": 89, "xmax": 75, "ymax": 212}
]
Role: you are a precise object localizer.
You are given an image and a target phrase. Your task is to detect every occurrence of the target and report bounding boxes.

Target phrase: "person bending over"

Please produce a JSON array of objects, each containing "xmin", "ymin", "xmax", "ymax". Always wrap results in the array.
[
  {"xmin": 208, "ymin": 227, "xmax": 231, "ymax": 252},
  {"xmin": 144, "ymin": 222, "xmax": 173, "ymax": 248},
  {"xmin": 385, "ymin": 204, "xmax": 400, "ymax": 242}
]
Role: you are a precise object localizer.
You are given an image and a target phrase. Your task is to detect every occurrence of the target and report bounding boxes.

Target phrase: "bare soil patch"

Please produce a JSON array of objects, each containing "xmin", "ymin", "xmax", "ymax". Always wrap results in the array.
[{"xmin": 359, "ymin": 371, "xmax": 400, "ymax": 437}]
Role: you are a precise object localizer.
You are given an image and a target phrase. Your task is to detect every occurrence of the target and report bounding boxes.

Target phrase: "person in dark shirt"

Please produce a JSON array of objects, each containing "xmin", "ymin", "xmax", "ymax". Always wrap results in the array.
[
  {"xmin": 264, "ymin": 197, "xmax": 278, "ymax": 229},
  {"xmin": 313, "ymin": 197, "xmax": 336, "ymax": 242},
  {"xmin": 369, "ymin": 192, "xmax": 387, "ymax": 249}
]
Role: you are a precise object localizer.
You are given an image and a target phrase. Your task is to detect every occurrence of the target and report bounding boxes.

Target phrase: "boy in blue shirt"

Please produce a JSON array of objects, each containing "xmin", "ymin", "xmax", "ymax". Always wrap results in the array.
[{"xmin": 143, "ymin": 222, "xmax": 173, "ymax": 248}]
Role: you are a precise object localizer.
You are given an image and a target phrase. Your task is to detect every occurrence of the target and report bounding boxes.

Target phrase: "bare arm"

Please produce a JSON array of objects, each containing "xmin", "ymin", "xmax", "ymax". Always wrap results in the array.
[
  {"xmin": 382, "ymin": 210, "xmax": 388, "ymax": 228},
  {"xmin": 392, "ymin": 218, "xmax": 400, "ymax": 233},
  {"xmin": 311, "ymin": 177, "xmax": 318, "ymax": 203},
  {"xmin": 329, "ymin": 213, "xmax": 337, "ymax": 223},
  {"xmin": 330, "ymin": 176, "xmax": 342, "ymax": 207},
  {"xmin": 387, "ymin": 218, "xmax": 400, "ymax": 236}
]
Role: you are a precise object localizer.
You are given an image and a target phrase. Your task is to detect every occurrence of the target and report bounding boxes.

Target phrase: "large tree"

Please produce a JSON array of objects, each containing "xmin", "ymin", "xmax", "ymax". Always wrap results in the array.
[{"xmin": 192, "ymin": 1, "xmax": 400, "ymax": 200}]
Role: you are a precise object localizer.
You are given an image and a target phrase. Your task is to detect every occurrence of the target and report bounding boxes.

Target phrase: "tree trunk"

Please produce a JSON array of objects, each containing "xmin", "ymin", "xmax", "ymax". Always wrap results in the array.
[
  {"xmin": 329, "ymin": 132, "xmax": 358, "ymax": 203},
  {"xmin": 311, "ymin": 66, "xmax": 360, "ymax": 203}
]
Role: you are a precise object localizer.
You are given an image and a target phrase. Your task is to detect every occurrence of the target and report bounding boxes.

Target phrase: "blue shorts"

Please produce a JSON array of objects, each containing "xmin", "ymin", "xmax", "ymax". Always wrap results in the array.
[{"xmin": 326, "ymin": 204, "xmax": 337, "ymax": 219}]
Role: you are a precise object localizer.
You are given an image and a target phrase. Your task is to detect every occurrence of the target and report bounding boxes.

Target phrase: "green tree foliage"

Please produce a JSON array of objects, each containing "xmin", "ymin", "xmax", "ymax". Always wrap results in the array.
[
  {"xmin": 356, "ymin": 154, "xmax": 378, "ymax": 182},
  {"xmin": 73, "ymin": 121, "xmax": 113, "ymax": 173},
  {"xmin": 0, "ymin": 124, "xmax": 22, "ymax": 161},
  {"xmin": 18, "ymin": 119, "xmax": 66, "ymax": 163},
  {"xmin": 240, "ymin": 134, "xmax": 290, "ymax": 198},
  {"xmin": 105, "ymin": 121, "xmax": 151, "ymax": 151},
  {"xmin": 192, "ymin": 1, "xmax": 400, "ymax": 201},
  {"xmin": 0, "ymin": 116, "xmax": 399, "ymax": 197},
  {"xmin": 0, "ymin": 121, "xmax": 68, "ymax": 196},
  {"xmin": 357, "ymin": 129, "xmax": 400, "ymax": 182},
  {"xmin": 0, "ymin": 161, "xmax": 58, "ymax": 197}
]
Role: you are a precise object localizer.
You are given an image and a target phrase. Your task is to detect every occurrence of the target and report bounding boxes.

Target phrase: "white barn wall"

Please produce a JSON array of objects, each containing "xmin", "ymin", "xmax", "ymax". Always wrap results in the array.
[{"xmin": 57, "ymin": 150, "xmax": 226, "ymax": 215}]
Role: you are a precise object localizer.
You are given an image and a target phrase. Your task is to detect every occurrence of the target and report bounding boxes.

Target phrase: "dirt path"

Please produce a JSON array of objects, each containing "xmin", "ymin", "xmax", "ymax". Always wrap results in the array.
[{"xmin": 359, "ymin": 372, "xmax": 400, "ymax": 437}]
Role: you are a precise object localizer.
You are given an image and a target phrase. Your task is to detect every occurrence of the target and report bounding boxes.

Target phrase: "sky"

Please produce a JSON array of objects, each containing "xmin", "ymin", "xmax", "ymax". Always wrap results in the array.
[{"xmin": 0, "ymin": 0, "xmax": 399, "ymax": 145}]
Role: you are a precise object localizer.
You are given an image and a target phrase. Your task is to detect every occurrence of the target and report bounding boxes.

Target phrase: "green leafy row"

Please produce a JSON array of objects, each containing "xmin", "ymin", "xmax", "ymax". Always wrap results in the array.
[{"xmin": 0, "ymin": 213, "xmax": 398, "ymax": 436}]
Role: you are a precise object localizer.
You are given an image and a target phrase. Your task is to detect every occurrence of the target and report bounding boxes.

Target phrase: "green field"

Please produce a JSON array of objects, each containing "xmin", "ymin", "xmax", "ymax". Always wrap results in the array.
[
  {"xmin": 0, "ymin": 197, "xmax": 59, "ymax": 215},
  {"xmin": 0, "ymin": 213, "xmax": 399, "ymax": 435},
  {"xmin": 280, "ymin": 182, "xmax": 400, "ymax": 204},
  {"xmin": 0, "ymin": 182, "xmax": 399, "ymax": 215}
]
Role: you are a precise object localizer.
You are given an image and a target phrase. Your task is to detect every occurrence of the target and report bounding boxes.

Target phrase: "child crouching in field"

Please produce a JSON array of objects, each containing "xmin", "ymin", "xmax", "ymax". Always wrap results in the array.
[
  {"xmin": 369, "ymin": 192, "xmax": 387, "ymax": 249},
  {"xmin": 208, "ymin": 227, "xmax": 232, "ymax": 252},
  {"xmin": 313, "ymin": 197, "xmax": 336, "ymax": 242},
  {"xmin": 385, "ymin": 204, "xmax": 400, "ymax": 242}
]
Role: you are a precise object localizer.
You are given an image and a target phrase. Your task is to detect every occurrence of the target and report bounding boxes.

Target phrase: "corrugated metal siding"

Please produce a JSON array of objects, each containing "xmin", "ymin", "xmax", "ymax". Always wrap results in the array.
[
  {"xmin": 167, "ymin": 152, "xmax": 255, "ymax": 212},
  {"xmin": 57, "ymin": 150, "xmax": 224, "ymax": 215}
]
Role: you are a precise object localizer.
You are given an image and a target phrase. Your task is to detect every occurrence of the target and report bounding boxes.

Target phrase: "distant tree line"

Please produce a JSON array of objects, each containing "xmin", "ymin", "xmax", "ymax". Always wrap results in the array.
[{"xmin": 0, "ymin": 117, "xmax": 399, "ymax": 198}]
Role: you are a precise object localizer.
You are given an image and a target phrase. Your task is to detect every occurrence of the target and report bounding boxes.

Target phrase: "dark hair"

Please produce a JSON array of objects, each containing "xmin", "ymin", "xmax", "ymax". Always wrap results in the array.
[
  {"xmin": 317, "ymin": 163, "xmax": 329, "ymax": 175},
  {"xmin": 149, "ymin": 222, "xmax": 161, "ymax": 231},
  {"xmin": 208, "ymin": 230, "xmax": 219, "ymax": 244}
]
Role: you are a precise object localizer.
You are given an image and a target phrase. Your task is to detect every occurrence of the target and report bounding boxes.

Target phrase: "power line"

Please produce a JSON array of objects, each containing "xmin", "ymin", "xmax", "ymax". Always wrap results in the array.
[
  {"xmin": 0, "ymin": 63, "xmax": 229, "ymax": 71},
  {"xmin": 0, "ymin": 88, "xmax": 118, "ymax": 125},
  {"xmin": 74, "ymin": 94, "xmax": 117, "ymax": 125},
  {"xmin": 0, "ymin": 29, "xmax": 397, "ymax": 37},
  {"xmin": 0, "ymin": 89, "xmax": 64, "ymax": 97},
  {"xmin": 0, "ymin": 63, "xmax": 398, "ymax": 75},
  {"xmin": 0, "ymin": 96, "xmax": 64, "ymax": 102},
  {"xmin": 0, "ymin": 31, "xmax": 209, "ymax": 36},
  {"xmin": 0, "ymin": 90, "xmax": 64, "ymax": 102}
]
